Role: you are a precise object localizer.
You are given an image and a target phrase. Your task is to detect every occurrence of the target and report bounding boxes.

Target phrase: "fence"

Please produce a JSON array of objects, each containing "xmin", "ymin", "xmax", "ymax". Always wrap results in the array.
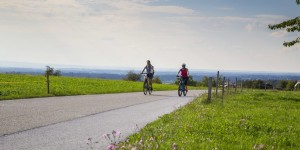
[{"xmin": 206, "ymin": 71, "xmax": 300, "ymax": 101}]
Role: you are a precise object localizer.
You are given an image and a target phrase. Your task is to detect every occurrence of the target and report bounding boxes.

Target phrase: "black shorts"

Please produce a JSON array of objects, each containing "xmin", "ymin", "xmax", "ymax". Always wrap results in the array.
[
  {"xmin": 147, "ymin": 73, "xmax": 154, "ymax": 79},
  {"xmin": 182, "ymin": 77, "xmax": 188, "ymax": 85}
]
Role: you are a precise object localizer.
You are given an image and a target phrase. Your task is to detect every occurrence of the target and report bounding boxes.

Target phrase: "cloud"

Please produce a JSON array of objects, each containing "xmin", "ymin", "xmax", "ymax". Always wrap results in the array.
[
  {"xmin": 270, "ymin": 30, "xmax": 288, "ymax": 37},
  {"xmin": 245, "ymin": 24, "xmax": 254, "ymax": 31}
]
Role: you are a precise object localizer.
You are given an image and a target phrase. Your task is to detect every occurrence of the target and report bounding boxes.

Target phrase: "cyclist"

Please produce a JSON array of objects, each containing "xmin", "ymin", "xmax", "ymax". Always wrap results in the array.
[
  {"xmin": 176, "ymin": 63, "xmax": 189, "ymax": 92},
  {"xmin": 141, "ymin": 60, "xmax": 155, "ymax": 90}
]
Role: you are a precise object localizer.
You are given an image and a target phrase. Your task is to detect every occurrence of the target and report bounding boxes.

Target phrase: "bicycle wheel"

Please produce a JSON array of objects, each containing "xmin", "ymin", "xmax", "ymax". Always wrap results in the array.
[
  {"xmin": 148, "ymin": 86, "xmax": 152, "ymax": 95},
  {"xmin": 178, "ymin": 89, "xmax": 182, "ymax": 97},
  {"xmin": 143, "ymin": 81, "xmax": 148, "ymax": 95},
  {"xmin": 178, "ymin": 85, "xmax": 182, "ymax": 97}
]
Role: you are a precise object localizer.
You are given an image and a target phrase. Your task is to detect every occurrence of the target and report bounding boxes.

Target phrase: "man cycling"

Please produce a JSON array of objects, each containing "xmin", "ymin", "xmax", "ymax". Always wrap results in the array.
[
  {"xmin": 176, "ymin": 63, "xmax": 189, "ymax": 92},
  {"xmin": 141, "ymin": 60, "xmax": 154, "ymax": 90}
]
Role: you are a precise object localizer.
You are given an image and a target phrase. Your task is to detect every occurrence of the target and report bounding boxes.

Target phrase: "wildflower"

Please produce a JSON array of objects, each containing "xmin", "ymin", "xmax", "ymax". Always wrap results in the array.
[
  {"xmin": 107, "ymin": 144, "xmax": 116, "ymax": 150},
  {"xmin": 131, "ymin": 147, "xmax": 137, "ymax": 150},
  {"xmin": 112, "ymin": 130, "xmax": 121, "ymax": 138},
  {"xmin": 172, "ymin": 143, "xmax": 178, "ymax": 150},
  {"xmin": 150, "ymin": 137, "xmax": 155, "ymax": 141}
]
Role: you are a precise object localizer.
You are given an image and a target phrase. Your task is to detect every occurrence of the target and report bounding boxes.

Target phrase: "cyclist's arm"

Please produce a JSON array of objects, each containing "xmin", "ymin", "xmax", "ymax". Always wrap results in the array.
[
  {"xmin": 141, "ymin": 67, "xmax": 146, "ymax": 74},
  {"xmin": 177, "ymin": 70, "xmax": 181, "ymax": 76},
  {"xmin": 152, "ymin": 66, "xmax": 154, "ymax": 74},
  {"xmin": 187, "ymin": 69, "xmax": 189, "ymax": 76}
]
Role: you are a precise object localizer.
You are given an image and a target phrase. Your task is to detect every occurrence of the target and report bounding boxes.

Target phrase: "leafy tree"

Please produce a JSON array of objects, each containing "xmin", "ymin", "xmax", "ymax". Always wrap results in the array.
[
  {"xmin": 199, "ymin": 76, "xmax": 209, "ymax": 87},
  {"xmin": 45, "ymin": 66, "xmax": 61, "ymax": 76},
  {"xmin": 268, "ymin": 0, "xmax": 300, "ymax": 47},
  {"xmin": 286, "ymin": 80, "xmax": 297, "ymax": 91},
  {"xmin": 123, "ymin": 71, "xmax": 141, "ymax": 81},
  {"xmin": 280, "ymin": 80, "xmax": 289, "ymax": 89},
  {"xmin": 53, "ymin": 70, "xmax": 62, "ymax": 76},
  {"xmin": 152, "ymin": 76, "xmax": 162, "ymax": 84}
]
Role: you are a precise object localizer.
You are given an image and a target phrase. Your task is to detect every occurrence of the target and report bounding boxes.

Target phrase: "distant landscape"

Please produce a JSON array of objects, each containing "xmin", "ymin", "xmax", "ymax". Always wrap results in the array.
[{"xmin": 1, "ymin": 67, "xmax": 300, "ymax": 84}]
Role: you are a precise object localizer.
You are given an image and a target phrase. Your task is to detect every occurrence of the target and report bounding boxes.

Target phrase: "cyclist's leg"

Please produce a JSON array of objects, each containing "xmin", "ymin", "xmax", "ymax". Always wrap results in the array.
[
  {"xmin": 184, "ymin": 77, "xmax": 188, "ymax": 91},
  {"xmin": 148, "ymin": 73, "xmax": 153, "ymax": 89},
  {"xmin": 150, "ymin": 78, "xmax": 153, "ymax": 89}
]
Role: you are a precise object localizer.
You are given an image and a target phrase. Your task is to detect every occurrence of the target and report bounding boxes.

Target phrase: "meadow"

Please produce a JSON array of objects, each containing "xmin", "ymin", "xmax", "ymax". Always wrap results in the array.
[
  {"xmin": 0, "ymin": 74, "xmax": 196, "ymax": 100},
  {"xmin": 118, "ymin": 90, "xmax": 300, "ymax": 149}
]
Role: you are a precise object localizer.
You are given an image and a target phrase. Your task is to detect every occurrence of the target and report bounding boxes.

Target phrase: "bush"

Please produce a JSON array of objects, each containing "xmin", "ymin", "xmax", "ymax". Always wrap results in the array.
[
  {"xmin": 45, "ymin": 66, "xmax": 61, "ymax": 76},
  {"xmin": 280, "ymin": 80, "xmax": 288, "ymax": 89},
  {"xmin": 123, "ymin": 71, "xmax": 141, "ymax": 81},
  {"xmin": 152, "ymin": 76, "xmax": 162, "ymax": 84},
  {"xmin": 286, "ymin": 80, "xmax": 296, "ymax": 91}
]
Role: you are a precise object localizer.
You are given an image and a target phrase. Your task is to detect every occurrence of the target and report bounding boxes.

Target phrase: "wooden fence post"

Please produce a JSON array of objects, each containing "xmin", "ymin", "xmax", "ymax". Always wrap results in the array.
[
  {"xmin": 241, "ymin": 80, "xmax": 243, "ymax": 92},
  {"xmin": 235, "ymin": 77, "xmax": 237, "ymax": 92},
  {"xmin": 46, "ymin": 66, "xmax": 50, "ymax": 94},
  {"xmin": 265, "ymin": 82, "xmax": 267, "ymax": 91},
  {"xmin": 227, "ymin": 78, "xmax": 230, "ymax": 92},
  {"xmin": 222, "ymin": 77, "xmax": 225, "ymax": 100},
  {"xmin": 216, "ymin": 71, "xmax": 219, "ymax": 96},
  {"xmin": 208, "ymin": 77, "xmax": 212, "ymax": 102}
]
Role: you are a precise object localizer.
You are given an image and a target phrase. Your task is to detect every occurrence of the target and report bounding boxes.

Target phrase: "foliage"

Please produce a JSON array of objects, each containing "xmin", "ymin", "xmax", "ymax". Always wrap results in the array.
[
  {"xmin": 118, "ymin": 90, "xmax": 300, "ymax": 149},
  {"xmin": 152, "ymin": 76, "xmax": 162, "ymax": 84},
  {"xmin": 198, "ymin": 75, "xmax": 223, "ymax": 87},
  {"xmin": 286, "ymin": 80, "xmax": 297, "ymax": 91},
  {"xmin": 45, "ymin": 66, "xmax": 61, "ymax": 76},
  {"xmin": 268, "ymin": 0, "xmax": 300, "ymax": 47},
  {"xmin": 0, "ymin": 74, "xmax": 181, "ymax": 100},
  {"xmin": 123, "ymin": 71, "xmax": 141, "ymax": 82},
  {"xmin": 280, "ymin": 80, "xmax": 289, "ymax": 89}
]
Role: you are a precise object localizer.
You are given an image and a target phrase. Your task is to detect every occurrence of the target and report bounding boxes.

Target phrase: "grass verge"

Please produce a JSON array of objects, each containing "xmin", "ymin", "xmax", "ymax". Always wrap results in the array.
[
  {"xmin": 118, "ymin": 90, "xmax": 300, "ymax": 149},
  {"xmin": 0, "ymin": 74, "xmax": 201, "ymax": 100}
]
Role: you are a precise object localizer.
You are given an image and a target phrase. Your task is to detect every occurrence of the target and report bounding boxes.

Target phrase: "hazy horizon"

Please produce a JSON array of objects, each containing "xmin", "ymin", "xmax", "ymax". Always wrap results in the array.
[{"xmin": 1, "ymin": 60, "xmax": 300, "ymax": 74}]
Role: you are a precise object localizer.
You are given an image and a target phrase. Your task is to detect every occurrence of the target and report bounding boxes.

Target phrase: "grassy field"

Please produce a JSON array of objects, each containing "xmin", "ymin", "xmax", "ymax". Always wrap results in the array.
[
  {"xmin": 118, "ymin": 90, "xmax": 300, "ymax": 149},
  {"xmin": 0, "ymin": 74, "xmax": 200, "ymax": 100}
]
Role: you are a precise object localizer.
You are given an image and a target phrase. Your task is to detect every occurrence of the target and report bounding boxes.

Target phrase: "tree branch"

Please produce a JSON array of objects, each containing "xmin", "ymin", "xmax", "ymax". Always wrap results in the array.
[
  {"xmin": 283, "ymin": 37, "xmax": 300, "ymax": 47},
  {"xmin": 268, "ymin": 17, "xmax": 300, "ymax": 30}
]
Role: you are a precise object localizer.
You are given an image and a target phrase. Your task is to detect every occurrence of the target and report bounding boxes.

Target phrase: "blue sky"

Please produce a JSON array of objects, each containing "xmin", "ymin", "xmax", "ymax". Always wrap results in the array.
[{"xmin": 0, "ymin": 0, "xmax": 299, "ymax": 72}]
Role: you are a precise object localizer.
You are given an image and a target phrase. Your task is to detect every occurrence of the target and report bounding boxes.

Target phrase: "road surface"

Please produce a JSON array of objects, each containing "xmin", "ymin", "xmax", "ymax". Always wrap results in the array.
[{"xmin": 0, "ymin": 90, "xmax": 205, "ymax": 150}]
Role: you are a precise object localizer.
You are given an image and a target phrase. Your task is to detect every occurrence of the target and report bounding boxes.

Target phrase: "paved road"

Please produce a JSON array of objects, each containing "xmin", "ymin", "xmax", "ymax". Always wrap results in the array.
[{"xmin": 0, "ymin": 90, "xmax": 205, "ymax": 150}]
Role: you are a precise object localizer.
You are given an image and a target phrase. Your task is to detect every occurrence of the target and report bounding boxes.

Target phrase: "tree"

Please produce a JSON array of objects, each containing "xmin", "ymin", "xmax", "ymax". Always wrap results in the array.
[
  {"xmin": 45, "ymin": 66, "xmax": 62, "ymax": 76},
  {"xmin": 123, "ymin": 71, "xmax": 141, "ymax": 81},
  {"xmin": 268, "ymin": 0, "xmax": 300, "ymax": 47},
  {"xmin": 53, "ymin": 70, "xmax": 62, "ymax": 76},
  {"xmin": 286, "ymin": 80, "xmax": 297, "ymax": 91},
  {"xmin": 152, "ymin": 76, "xmax": 162, "ymax": 84},
  {"xmin": 280, "ymin": 80, "xmax": 288, "ymax": 89}
]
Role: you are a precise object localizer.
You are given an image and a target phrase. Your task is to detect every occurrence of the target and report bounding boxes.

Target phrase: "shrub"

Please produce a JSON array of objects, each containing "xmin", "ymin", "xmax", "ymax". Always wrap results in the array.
[
  {"xmin": 152, "ymin": 76, "xmax": 162, "ymax": 84},
  {"xmin": 123, "ymin": 71, "xmax": 141, "ymax": 81}
]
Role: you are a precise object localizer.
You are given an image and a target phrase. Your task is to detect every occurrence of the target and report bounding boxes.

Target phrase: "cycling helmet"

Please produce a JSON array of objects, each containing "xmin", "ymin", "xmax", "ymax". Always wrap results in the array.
[{"xmin": 182, "ymin": 63, "xmax": 186, "ymax": 67}]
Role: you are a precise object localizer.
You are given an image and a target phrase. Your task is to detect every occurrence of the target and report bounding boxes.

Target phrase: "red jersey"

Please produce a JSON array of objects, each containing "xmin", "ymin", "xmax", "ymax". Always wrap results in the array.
[{"xmin": 180, "ymin": 68, "xmax": 188, "ymax": 77}]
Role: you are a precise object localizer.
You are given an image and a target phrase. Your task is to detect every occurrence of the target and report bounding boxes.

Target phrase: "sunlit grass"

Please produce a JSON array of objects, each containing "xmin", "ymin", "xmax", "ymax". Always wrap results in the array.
[
  {"xmin": 0, "ymin": 74, "xmax": 200, "ymax": 100},
  {"xmin": 118, "ymin": 90, "xmax": 300, "ymax": 149}
]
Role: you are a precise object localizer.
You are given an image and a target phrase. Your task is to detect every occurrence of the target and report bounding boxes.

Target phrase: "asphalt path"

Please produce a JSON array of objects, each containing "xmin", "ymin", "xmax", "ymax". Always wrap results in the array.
[{"xmin": 0, "ymin": 90, "xmax": 205, "ymax": 150}]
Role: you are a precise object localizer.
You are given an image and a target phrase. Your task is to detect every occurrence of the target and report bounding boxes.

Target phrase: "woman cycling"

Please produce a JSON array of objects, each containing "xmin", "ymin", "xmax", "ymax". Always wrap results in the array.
[
  {"xmin": 141, "ymin": 60, "xmax": 154, "ymax": 90},
  {"xmin": 177, "ymin": 63, "xmax": 189, "ymax": 92}
]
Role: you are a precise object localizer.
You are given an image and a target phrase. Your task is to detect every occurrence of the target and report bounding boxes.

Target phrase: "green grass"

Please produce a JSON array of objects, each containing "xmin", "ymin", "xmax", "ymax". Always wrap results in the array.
[
  {"xmin": 0, "ymin": 74, "xmax": 200, "ymax": 100},
  {"xmin": 118, "ymin": 90, "xmax": 300, "ymax": 149}
]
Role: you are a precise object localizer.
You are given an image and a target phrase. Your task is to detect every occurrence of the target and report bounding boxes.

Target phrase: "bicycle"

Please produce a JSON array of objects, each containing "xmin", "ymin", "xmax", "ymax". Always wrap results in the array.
[
  {"xmin": 177, "ymin": 76, "xmax": 187, "ymax": 97},
  {"xmin": 141, "ymin": 73, "xmax": 152, "ymax": 95}
]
